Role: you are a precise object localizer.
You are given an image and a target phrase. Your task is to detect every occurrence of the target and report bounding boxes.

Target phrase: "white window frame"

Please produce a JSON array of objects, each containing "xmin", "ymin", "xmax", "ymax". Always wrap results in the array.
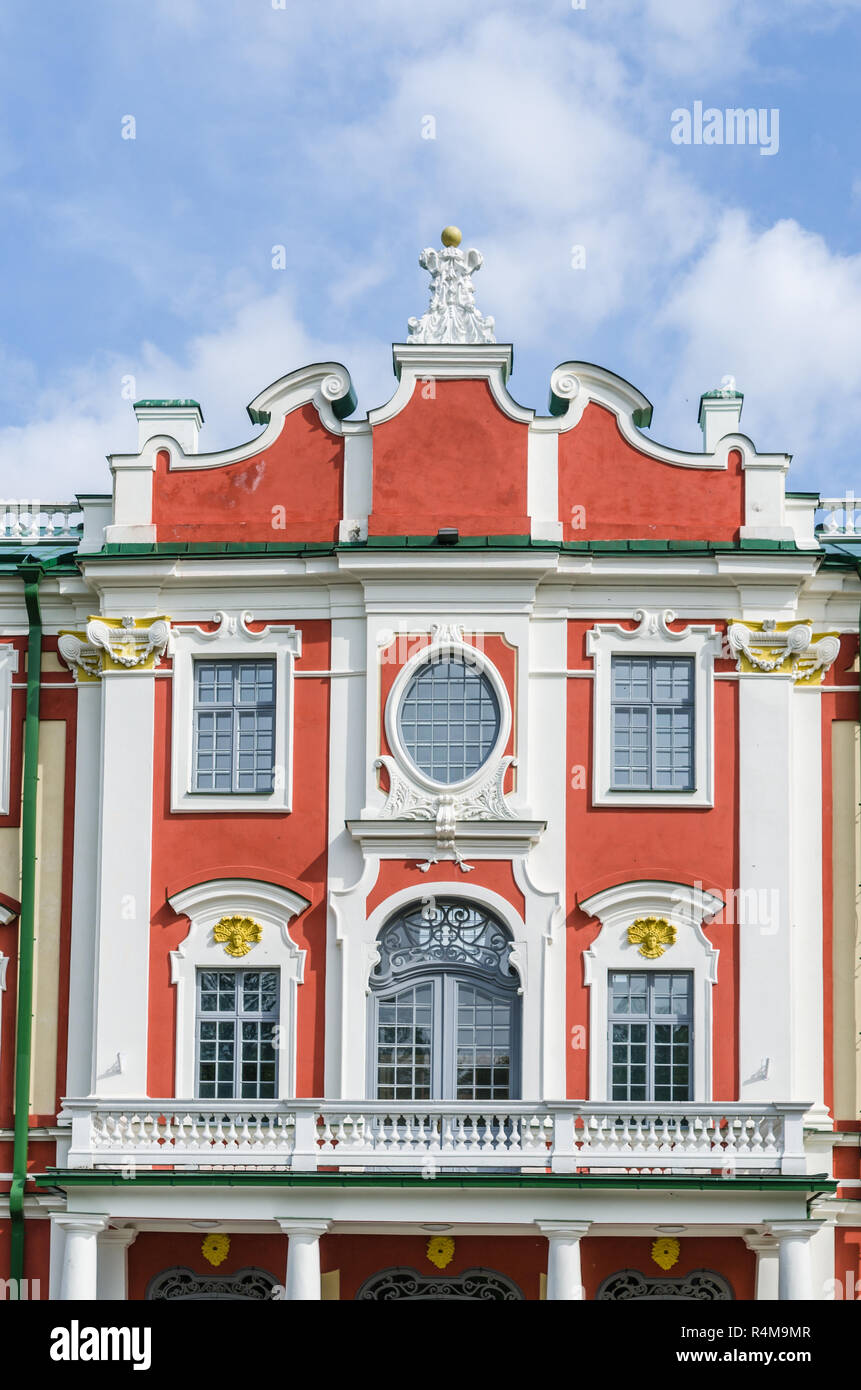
[
  {"xmin": 0, "ymin": 644, "xmax": 19, "ymax": 815},
  {"xmin": 171, "ymin": 614, "xmax": 301, "ymax": 813},
  {"xmin": 587, "ymin": 609, "xmax": 721, "ymax": 808},
  {"xmin": 168, "ymin": 877, "xmax": 309, "ymax": 1099},
  {"xmin": 580, "ymin": 880, "xmax": 723, "ymax": 1103},
  {"xmin": 384, "ymin": 628, "xmax": 512, "ymax": 798}
]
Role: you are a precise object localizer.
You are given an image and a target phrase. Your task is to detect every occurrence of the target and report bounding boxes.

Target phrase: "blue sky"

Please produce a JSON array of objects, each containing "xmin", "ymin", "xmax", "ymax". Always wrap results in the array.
[{"xmin": 1, "ymin": 0, "xmax": 861, "ymax": 499}]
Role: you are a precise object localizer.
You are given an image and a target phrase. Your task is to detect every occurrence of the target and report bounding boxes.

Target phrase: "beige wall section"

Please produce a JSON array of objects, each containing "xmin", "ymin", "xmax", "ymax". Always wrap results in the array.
[
  {"xmin": 832, "ymin": 721, "xmax": 861, "ymax": 1122},
  {"xmin": 0, "ymin": 825, "xmax": 20, "ymax": 902},
  {"xmin": 30, "ymin": 720, "xmax": 66, "ymax": 1114},
  {"xmin": 321, "ymin": 1269, "xmax": 340, "ymax": 1301}
]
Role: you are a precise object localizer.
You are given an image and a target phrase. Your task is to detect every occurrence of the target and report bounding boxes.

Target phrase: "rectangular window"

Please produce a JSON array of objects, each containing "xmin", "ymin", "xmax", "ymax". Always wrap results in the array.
[
  {"xmin": 611, "ymin": 656, "xmax": 694, "ymax": 791},
  {"xmin": 196, "ymin": 968, "xmax": 279, "ymax": 1100},
  {"xmin": 608, "ymin": 971, "xmax": 692, "ymax": 1102},
  {"xmin": 192, "ymin": 659, "xmax": 276, "ymax": 794}
]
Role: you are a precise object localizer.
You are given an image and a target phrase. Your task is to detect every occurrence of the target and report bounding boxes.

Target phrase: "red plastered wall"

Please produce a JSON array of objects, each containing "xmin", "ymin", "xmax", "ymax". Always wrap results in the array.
[
  {"xmin": 369, "ymin": 381, "xmax": 529, "ymax": 536},
  {"xmin": 582, "ymin": 1236, "xmax": 754, "ymax": 1300},
  {"xmin": 566, "ymin": 619, "xmax": 739, "ymax": 1100},
  {"xmin": 153, "ymin": 405, "xmax": 344, "ymax": 543},
  {"xmin": 323, "ymin": 1233, "xmax": 545, "ymax": 1300},
  {"xmin": 147, "ymin": 621, "xmax": 331, "ymax": 1098},
  {"xmin": 558, "ymin": 403, "xmax": 744, "ymax": 541},
  {"xmin": 128, "ymin": 1232, "xmax": 287, "ymax": 1300}
]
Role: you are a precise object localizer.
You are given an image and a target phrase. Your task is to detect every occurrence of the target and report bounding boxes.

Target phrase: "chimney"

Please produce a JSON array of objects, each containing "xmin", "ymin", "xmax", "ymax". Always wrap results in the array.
[
  {"xmin": 698, "ymin": 382, "xmax": 743, "ymax": 452},
  {"xmin": 134, "ymin": 399, "xmax": 203, "ymax": 453}
]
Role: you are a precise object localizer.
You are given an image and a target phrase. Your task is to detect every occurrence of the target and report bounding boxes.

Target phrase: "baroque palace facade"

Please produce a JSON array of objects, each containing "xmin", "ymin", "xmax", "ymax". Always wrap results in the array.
[{"xmin": 0, "ymin": 230, "xmax": 860, "ymax": 1302}]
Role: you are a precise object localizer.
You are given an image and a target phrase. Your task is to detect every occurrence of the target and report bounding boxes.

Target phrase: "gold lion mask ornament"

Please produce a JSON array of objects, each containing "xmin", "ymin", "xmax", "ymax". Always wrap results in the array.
[{"xmin": 426, "ymin": 1236, "xmax": 455, "ymax": 1270}]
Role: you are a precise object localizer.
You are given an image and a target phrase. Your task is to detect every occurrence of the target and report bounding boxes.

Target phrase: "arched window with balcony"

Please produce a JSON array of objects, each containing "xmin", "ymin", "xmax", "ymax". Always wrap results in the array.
[{"xmin": 369, "ymin": 899, "xmax": 521, "ymax": 1102}]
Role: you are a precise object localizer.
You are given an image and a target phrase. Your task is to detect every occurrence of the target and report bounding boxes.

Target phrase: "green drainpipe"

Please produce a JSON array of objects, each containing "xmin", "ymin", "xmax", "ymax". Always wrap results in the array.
[{"xmin": 9, "ymin": 564, "xmax": 43, "ymax": 1287}]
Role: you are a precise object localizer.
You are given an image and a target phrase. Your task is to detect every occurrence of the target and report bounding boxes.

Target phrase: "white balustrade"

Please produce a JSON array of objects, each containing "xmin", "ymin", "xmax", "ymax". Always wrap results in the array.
[
  {"xmin": 60, "ymin": 1099, "xmax": 810, "ymax": 1175},
  {"xmin": 818, "ymin": 495, "xmax": 861, "ymax": 537},
  {"xmin": 0, "ymin": 500, "xmax": 83, "ymax": 541}
]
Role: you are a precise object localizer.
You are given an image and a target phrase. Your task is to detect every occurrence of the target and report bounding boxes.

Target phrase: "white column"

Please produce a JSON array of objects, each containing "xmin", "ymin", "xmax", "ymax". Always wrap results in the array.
[
  {"xmin": 737, "ymin": 674, "xmax": 794, "ymax": 1101},
  {"xmin": 743, "ymin": 1233, "xmax": 779, "ymax": 1300},
  {"xmin": 97, "ymin": 1227, "xmax": 138, "ymax": 1300},
  {"xmin": 55, "ymin": 1215, "xmax": 109, "ymax": 1300},
  {"xmin": 277, "ymin": 1219, "xmax": 331, "ymax": 1300},
  {"xmin": 537, "ymin": 1220, "xmax": 591, "ymax": 1300},
  {"xmin": 91, "ymin": 670, "xmax": 155, "ymax": 1094},
  {"xmin": 769, "ymin": 1222, "xmax": 824, "ymax": 1301},
  {"xmin": 790, "ymin": 688, "xmax": 827, "ymax": 1122}
]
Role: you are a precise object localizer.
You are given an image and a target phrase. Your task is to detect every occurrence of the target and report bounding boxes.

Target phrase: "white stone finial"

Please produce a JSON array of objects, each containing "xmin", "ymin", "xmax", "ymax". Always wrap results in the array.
[{"xmin": 407, "ymin": 233, "xmax": 496, "ymax": 345}]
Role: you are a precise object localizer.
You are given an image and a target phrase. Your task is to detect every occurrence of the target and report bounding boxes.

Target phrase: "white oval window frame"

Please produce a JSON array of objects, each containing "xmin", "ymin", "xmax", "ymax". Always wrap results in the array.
[{"xmin": 384, "ymin": 637, "xmax": 512, "ymax": 796}]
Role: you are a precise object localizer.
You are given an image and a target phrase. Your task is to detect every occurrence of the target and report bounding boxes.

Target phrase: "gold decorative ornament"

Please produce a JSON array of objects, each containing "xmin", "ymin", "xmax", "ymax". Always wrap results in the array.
[
  {"xmin": 201, "ymin": 1232, "xmax": 230, "ymax": 1267},
  {"xmin": 440, "ymin": 225, "xmax": 462, "ymax": 247},
  {"xmin": 651, "ymin": 1236, "xmax": 681, "ymax": 1271},
  {"xmin": 426, "ymin": 1235, "xmax": 455, "ymax": 1270},
  {"xmin": 213, "ymin": 915, "xmax": 263, "ymax": 957},
  {"xmin": 627, "ymin": 917, "xmax": 677, "ymax": 959}
]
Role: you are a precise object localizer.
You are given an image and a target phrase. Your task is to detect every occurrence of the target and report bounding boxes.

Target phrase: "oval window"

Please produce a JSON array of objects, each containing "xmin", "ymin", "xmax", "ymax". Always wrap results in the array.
[{"xmin": 396, "ymin": 653, "xmax": 501, "ymax": 785}]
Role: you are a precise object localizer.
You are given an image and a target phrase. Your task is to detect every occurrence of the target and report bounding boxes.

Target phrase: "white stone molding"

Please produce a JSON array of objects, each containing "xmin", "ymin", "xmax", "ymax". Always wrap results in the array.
[
  {"xmin": 370, "ymin": 344, "xmax": 534, "ymax": 427},
  {"xmin": 331, "ymin": 879, "xmax": 543, "ymax": 1099},
  {"xmin": 57, "ymin": 632, "xmax": 101, "ymax": 680},
  {"xmin": 168, "ymin": 877, "xmax": 310, "ymax": 1099},
  {"xmin": 170, "ymin": 613, "xmax": 302, "ymax": 813},
  {"xmin": 586, "ymin": 609, "xmax": 722, "ymax": 808},
  {"xmin": 361, "ymin": 622, "xmax": 534, "ymax": 868},
  {"xmin": 96, "ymin": 1227, "xmax": 138, "ymax": 1301},
  {"xmin": 0, "ymin": 644, "xmax": 18, "ymax": 815},
  {"xmin": 580, "ymin": 880, "xmax": 724, "ymax": 1103},
  {"xmin": 407, "ymin": 243, "xmax": 495, "ymax": 345},
  {"xmin": 87, "ymin": 615, "xmax": 171, "ymax": 668},
  {"xmin": 728, "ymin": 620, "xmax": 840, "ymax": 684}
]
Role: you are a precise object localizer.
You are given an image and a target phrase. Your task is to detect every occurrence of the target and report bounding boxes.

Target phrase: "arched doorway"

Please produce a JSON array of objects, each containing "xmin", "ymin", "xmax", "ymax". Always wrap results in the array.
[
  {"xmin": 596, "ymin": 1269, "xmax": 733, "ymax": 1300},
  {"xmin": 369, "ymin": 899, "xmax": 521, "ymax": 1101},
  {"xmin": 356, "ymin": 1267, "xmax": 524, "ymax": 1300},
  {"xmin": 146, "ymin": 1267, "xmax": 280, "ymax": 1300}
]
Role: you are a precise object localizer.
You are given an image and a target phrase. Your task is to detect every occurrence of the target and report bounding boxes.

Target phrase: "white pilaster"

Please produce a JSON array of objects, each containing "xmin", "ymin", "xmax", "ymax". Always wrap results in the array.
[
  {"xmin": 737, "ymin": 674, "xmax": 793, "ymax": 1101},
  {"xmin": 537, "ymin": 1220, "xmax": 591, "ymax": 1300},
  {"xmin": 55, "ymin": 1215, "xmax": 109, "ymax": 1301},
  {"xmin": 769, "ymin": 1222, "xmax": 823, "ymax": 1301},
  {"xmin": 91, "ymin": 671, "xmax": 155, "ymax": 1094},
  {"xmin": 97, "ymin": 1227, "xmax": 138, "ymax": 1301},
  {"xmin": 65, "ymin": 682, "xmax": 102, "ymax": 1097},
  {"xmin": 277, "ymin": 1219, "xmax": 331, "ymax": 1300},
  {"xmin": 743, "ymin": 1232, "xmax": 779, "ymax": 1300}
]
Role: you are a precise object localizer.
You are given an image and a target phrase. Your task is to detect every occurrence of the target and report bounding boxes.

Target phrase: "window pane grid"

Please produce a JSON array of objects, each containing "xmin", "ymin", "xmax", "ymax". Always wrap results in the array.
[
  {"xmin": 455, "ymin": 984, "xmax": 512, "ymax": 1100},
  {"xmin": 193, "ymin": 659, "xmax": 276, "ymax": 794},
  {"xmin": 398, "ymin": 655, "xmax": 500, "ymax": 784},
  {"xmin": 375, "ymin": 984, "xmax": 433, "ymax": 1101},
  {"xmin": 608, "ymin": 971, "xmax": 692, "ymax": 1102},
  {"xmin": 196, "ymin": 968, "xmax": 279, "ymax": 1099},
  {"xmin": 611, "ymin": 656, "xmax": 694, "ymax": 791}
]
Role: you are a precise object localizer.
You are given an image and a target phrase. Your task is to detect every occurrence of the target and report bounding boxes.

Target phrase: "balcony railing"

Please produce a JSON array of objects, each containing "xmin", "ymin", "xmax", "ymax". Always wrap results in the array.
[
  {"xmin": 0, "ymin": 501, "xmax": 83, "ymax": 542},
  {"xmin": 59, "ymin": 1099, "xmax": 810, "ymax": 1176}
]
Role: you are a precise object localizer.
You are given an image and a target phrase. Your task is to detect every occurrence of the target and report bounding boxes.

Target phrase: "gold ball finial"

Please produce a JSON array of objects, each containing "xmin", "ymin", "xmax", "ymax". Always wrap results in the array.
[{"xmin": 441, "ymin": 225, "xmax": 462, "ymax": 247}]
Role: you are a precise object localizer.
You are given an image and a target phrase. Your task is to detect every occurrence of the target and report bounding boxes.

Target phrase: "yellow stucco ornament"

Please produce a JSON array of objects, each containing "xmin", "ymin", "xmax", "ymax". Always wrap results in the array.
[
  {"xmin": 213, "ymin": 915, "xmax": 263, "ymax": 957},
  {"xmin": 201, "ymin": 1232, "xmax": 231, "ymax": 1267},
  {"xmin": 651, "ymin": 1237, "xmax": 681, "ymax": 1271},
  {"xmin": 440, "ymin": 225, "xmax": 462, "ymax": 247},
  {"xmin": 628, "ymin": 917, "xmax": 677, "ymax": 959},
  {"xmin": 426, "ymin": 1235, "xmax": 456, "ymax": 1269}
]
